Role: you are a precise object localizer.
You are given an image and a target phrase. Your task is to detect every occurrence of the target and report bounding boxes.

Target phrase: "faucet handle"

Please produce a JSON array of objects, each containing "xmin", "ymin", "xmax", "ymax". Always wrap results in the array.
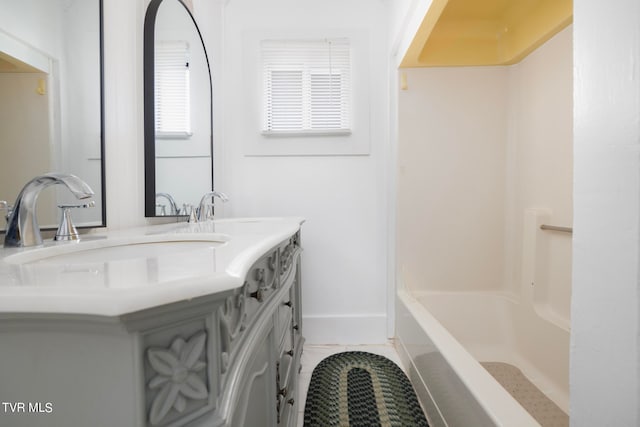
[
  {"xmin": 54, "ymin": 201, "xmax": 95, "ymax": 241},
  {"xmin": 156, "ymin": 204, "xmax": 167, "ymax": 216},
  {"xmin": 198, "ymin": 205, "xmax": 213, "ymax": 222},
  {"xmin": 183, "ymin": 204, "xmax": 198, "ymax": 223},
  {"xmin": 57, "ymin": 201, "xmax": 96, "ymax": 210}
]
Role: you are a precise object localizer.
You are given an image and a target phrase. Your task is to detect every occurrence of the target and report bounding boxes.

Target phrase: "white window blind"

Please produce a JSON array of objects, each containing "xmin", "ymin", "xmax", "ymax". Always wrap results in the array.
[
  {"xmin": 155, "ymin": 41, "xmax": 192, "ymax": 138},
  {"xmin": 261, "ymin": 38, "xmax": 351, "ymax": 135}
]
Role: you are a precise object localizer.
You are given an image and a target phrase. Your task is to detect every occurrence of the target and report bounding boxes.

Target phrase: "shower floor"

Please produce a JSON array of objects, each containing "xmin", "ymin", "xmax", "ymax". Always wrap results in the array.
[{"xmin": 481, "ymin": 362, "xmax": 569, "ymax": 427}]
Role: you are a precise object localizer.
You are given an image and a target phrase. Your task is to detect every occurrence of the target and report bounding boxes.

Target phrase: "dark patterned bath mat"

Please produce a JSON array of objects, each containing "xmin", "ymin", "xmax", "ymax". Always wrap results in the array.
[{"xmin": 303, "ymin": 351, "xmax": 429, "ymax": 427}]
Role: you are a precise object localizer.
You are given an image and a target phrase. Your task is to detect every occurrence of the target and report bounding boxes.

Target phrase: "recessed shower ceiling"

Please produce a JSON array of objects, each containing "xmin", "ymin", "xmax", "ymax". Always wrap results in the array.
[{"xmin": 401, "ymin": 0, "xmax": 572, "ymax": 67}]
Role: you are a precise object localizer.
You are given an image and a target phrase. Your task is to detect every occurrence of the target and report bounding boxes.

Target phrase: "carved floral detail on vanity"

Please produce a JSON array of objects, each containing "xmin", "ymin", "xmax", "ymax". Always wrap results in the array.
[{"xmin": 147, "ymin": 331, "xmax": 209, "ymax": 425}]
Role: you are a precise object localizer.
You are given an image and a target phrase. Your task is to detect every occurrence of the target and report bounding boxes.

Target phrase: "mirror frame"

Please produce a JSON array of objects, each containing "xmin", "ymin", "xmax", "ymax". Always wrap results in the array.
[
  {"xmin": 97, "ymin": 0, "xmax": 106, "ymax": 228},
  {"xmin": 143, "ymin": 0, "xmax": 214, "ymax": 218}
]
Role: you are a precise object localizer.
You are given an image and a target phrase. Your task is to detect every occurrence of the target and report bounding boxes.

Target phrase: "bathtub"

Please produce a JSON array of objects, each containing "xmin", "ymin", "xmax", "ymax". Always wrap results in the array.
[{"xmin": 395, "ymin": 289, "xmax": 570, "ymax": 427}]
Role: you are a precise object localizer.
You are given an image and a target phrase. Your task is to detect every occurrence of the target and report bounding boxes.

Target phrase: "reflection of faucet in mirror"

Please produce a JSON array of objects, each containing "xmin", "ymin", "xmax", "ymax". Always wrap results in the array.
[
  {"xmin": 0, "ymin": 201, "xmax": 11, "ymax": 223},
  {"xmin": 197, "ymin": 191, "xmax": 229, "ymax": 222},
  {"xmin": 4, "ymin": 173, "xmax": 94, "ymax": 248},
  {"xmin": 156, "ymin": 192, "xmax": 180, "ymax": 216}
]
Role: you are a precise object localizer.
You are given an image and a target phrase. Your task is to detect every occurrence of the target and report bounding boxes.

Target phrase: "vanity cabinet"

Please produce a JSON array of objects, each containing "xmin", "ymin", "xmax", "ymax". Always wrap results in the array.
[
  {"xmin": 0, "ymin": 230, "xmax": 303, "ymax": 427},
  {"xmin": 132, "ymin": 231, "xmax": 304, "ymax": 427}
]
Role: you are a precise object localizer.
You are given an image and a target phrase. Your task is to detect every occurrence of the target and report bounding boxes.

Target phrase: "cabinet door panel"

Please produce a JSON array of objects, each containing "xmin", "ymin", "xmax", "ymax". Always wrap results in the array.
[{"xmin": 231, "ymin": 330, "xmax": 276, "ymax": 427}]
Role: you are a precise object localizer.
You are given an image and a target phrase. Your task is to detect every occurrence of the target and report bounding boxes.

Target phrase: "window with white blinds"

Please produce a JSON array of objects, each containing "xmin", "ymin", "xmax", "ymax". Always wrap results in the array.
[
  {"xmin": 155, "ymin": 41, "xmax": 192, "ymax": 138},
  {"xmin": 261, "ymin": 38, "xmax": 351, "ymax": 135}
]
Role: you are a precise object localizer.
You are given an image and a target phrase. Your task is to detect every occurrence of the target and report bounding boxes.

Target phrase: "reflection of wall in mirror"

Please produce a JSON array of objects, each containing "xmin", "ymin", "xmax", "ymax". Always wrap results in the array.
[
  {"xmin": 154, "ymin": 0, "xmax": 213, "ymax": 214},
  {"xmin": 0, "ymin": 0, "xmax": 102, "ymax": 229},
  {"xmin": 58, "ymin": 0, "xmax": 102, "ymax": 226},
  {"xmin": 0, "ymin": 72, "xmax": 56, "ymax": 226}
]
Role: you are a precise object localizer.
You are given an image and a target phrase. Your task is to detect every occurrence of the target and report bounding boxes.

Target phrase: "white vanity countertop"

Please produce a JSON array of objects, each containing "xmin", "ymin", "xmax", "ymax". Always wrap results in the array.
[{"xmin": 0, "ymin": 217, "xmax": 304, "ymax": 317}]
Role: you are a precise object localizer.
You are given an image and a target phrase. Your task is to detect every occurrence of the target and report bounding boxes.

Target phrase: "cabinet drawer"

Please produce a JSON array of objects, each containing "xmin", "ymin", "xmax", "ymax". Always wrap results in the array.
[
  {"xmin": 277, "ymin": 335, "xmax": 294, "ymax": 389},
  {"xmin": 276, "ymin": 295, "xmax": 293, "ymax": 348},
  {"xmin": 277, "ymin": 374, "xmax": 297, "ymax": 426},
  {"xmin": 276, "ymin": 341, "xmax": 303, "ymax": 426}
]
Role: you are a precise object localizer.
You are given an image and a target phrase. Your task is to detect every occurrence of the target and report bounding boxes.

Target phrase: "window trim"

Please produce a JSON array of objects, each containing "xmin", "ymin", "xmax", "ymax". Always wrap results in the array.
[
  {"xmin": 261, "ymin": 38, "xmax": 352, "ymax": 136},
  {"xmin": 261, "ymin": 129, "xmax": 352, "ymax": 137},
  {"xmin": 242, "ymin": 29, "xmax": 371, "ymax": 157}
]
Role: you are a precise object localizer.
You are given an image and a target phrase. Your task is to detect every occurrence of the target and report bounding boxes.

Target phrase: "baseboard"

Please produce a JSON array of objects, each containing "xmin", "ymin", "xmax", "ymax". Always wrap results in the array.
[{"xmin": 302, "ymin": 313, "xmax": 388, "ymax": 344}]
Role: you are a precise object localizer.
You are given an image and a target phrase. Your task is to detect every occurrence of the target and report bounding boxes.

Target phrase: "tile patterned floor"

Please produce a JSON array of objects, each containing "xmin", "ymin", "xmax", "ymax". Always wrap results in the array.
[{"xmin": 296, "ymin": 342, "xmax": 405, "ymax": 427}]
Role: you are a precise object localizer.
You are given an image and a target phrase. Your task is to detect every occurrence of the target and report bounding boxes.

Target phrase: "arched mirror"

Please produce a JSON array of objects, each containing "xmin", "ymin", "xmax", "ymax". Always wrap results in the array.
[
  {"xmin": 0, "ymin": 0, "xmax": 105, "ymax": 230},
  {"xmin": 144, "ymin": 0, "xmax": 213, "ymax": 217}
]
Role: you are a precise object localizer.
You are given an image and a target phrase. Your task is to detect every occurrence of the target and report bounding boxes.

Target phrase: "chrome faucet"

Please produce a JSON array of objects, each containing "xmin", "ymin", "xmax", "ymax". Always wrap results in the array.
[
  {"xmin": 156, "ymin": 192, "xmax": 179, "ymax": 215},
  {"xmin": 4, "ymin": 173, "xmax": 94, "ymax": 248},
  {"xmin": 196, "ymin": 191, "xmax": 229, "ymax": 222}
]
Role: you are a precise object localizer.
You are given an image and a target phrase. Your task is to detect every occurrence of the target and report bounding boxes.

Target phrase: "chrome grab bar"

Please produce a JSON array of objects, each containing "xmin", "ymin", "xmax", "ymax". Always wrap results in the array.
[{"xmin": 540, "ymin": 224, "xmax": 573, "ymax": 234}]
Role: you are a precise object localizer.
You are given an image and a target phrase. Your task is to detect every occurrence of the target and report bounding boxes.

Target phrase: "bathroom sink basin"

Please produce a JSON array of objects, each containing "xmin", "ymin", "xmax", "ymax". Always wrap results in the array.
[{"xmin": 3, "ymin": 233, "xmax": 230, "ymax": 265}]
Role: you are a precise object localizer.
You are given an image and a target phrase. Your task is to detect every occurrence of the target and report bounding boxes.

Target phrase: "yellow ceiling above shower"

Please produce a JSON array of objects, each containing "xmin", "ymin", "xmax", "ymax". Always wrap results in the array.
[{"xmin": 401, "ymin": 0, "xmax": 572, "ymax": 67}]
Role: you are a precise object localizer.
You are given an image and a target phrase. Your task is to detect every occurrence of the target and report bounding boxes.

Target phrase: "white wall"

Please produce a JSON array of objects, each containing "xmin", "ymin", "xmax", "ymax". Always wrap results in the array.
[
  {"xmin": 101, "ymin": 0, "xmax": 147, "ymax": 230},
  {"xmin": 571, "ymin": 0, "xmax": 640, "ymax": 425},
  {"xmin": 397, "ymin": 66, "xmax": 508, "ymax": 293},
  {"xmin": 58, "ymin": 0, "xmax": 103, "ymax": 225},
  {"xmin": 505, "ymin": 28, "xmax": 573, "ymax": 325},
  {"xmin": 221, "ymin": 0, "xmax": 390, "ymax": 344},
  {"xmin": 389, "ymin": 0, "xmax": 435, "ymax": 68},
  {"xmin": 0, "ymin": 0, "xmax": 63, "ymax": 58}
]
